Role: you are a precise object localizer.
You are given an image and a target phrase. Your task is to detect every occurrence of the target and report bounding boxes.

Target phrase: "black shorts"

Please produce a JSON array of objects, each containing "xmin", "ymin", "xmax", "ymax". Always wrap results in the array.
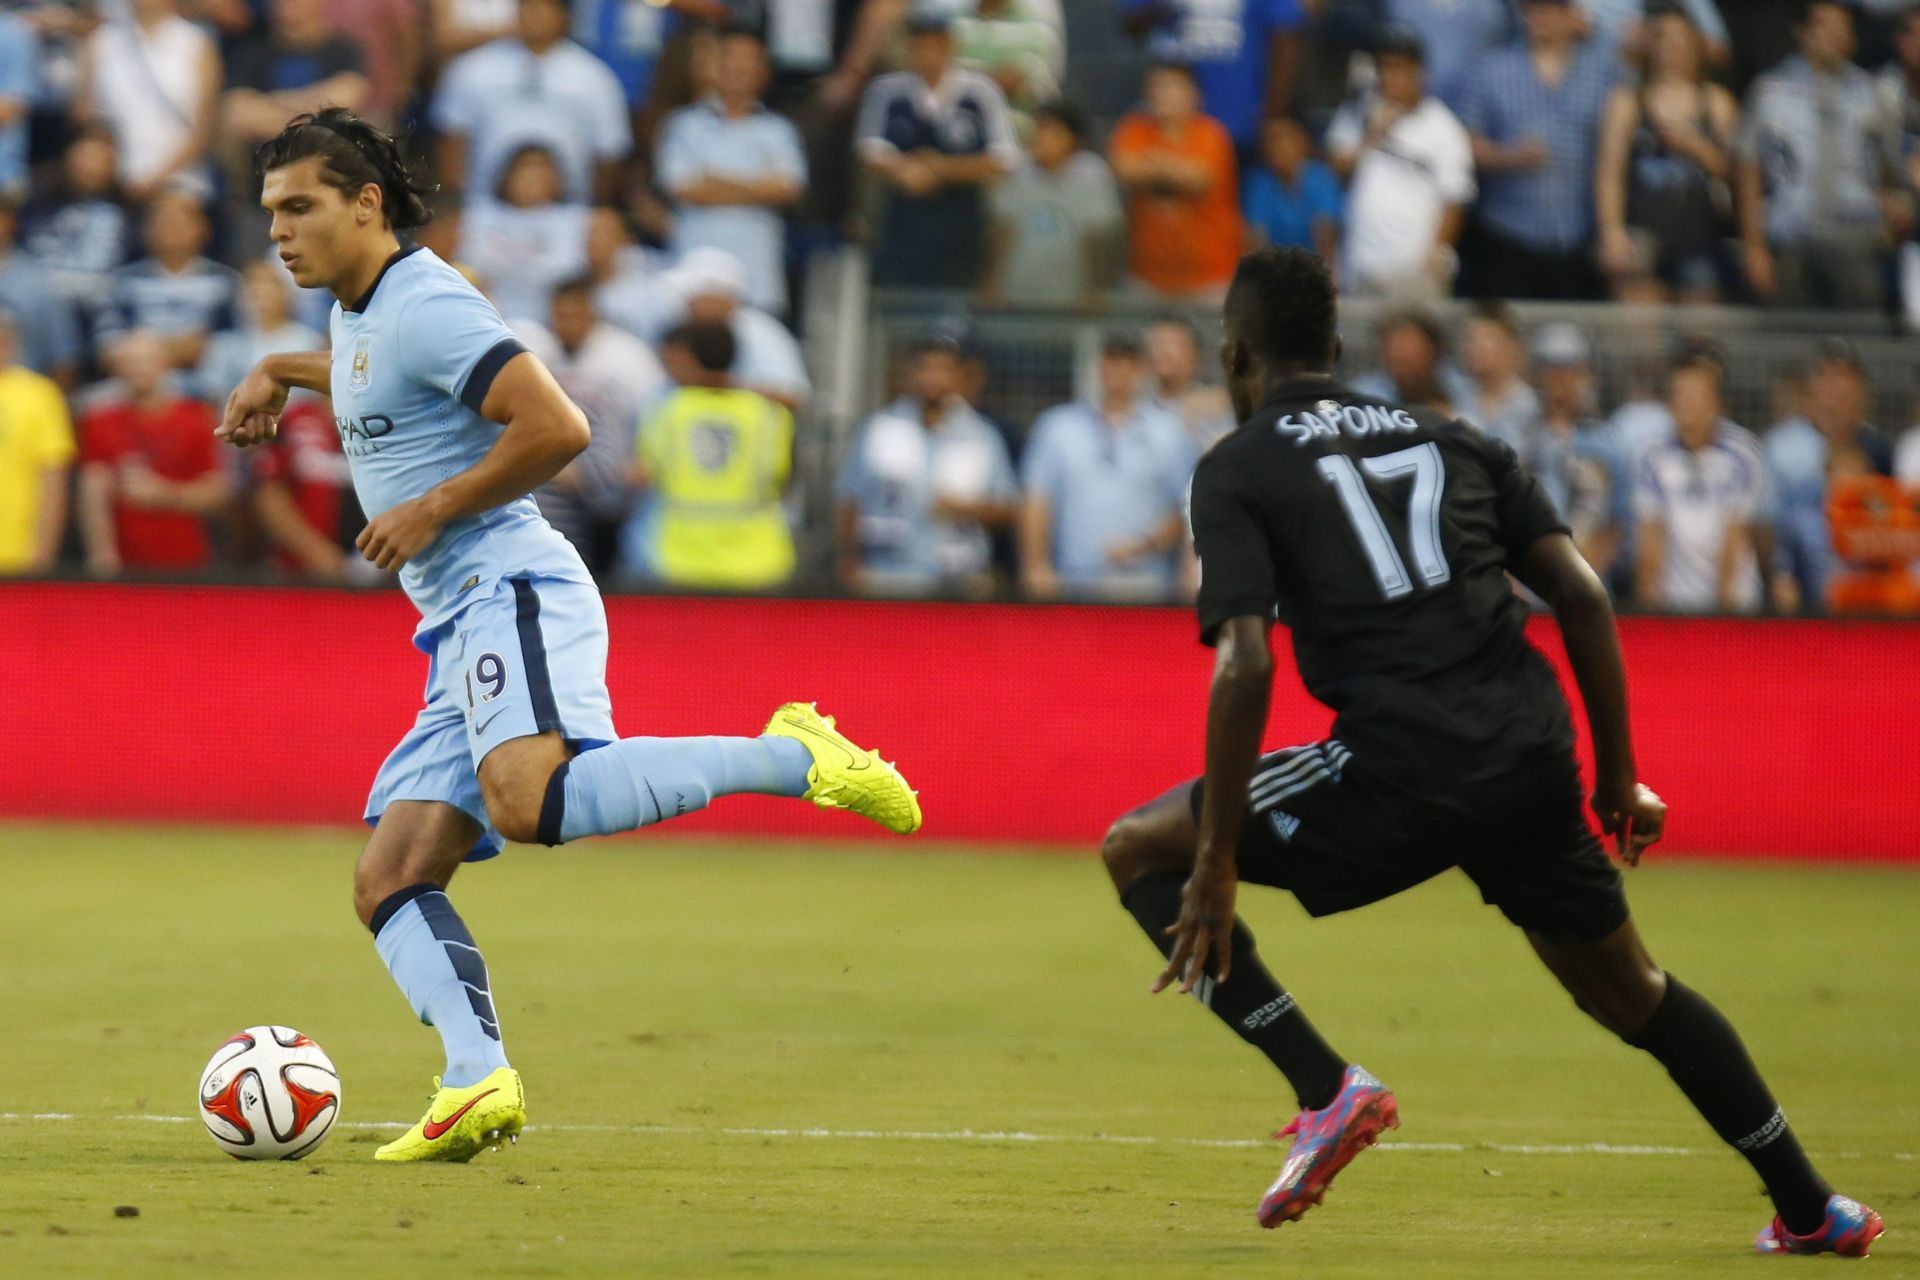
[{"xmin": 1189, "ymin": 738, "xmax": 1627, "ymax": 941}]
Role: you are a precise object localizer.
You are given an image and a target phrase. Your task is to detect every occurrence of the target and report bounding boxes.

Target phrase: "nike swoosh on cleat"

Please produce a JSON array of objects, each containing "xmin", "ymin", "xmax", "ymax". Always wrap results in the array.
[
  {"xmin": 421, "ymin": 1088, "xmax": 498, "ymax": 1140},
  {"xmin": 787, "ymin": 720, "xmax": 868, "ymax": 771}
]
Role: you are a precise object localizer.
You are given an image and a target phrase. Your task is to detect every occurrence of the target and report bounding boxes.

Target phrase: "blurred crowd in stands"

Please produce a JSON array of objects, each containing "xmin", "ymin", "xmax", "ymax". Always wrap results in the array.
[{"xmin": 4, "ymin": 0, "xmax": 1920, "ymax": 615}]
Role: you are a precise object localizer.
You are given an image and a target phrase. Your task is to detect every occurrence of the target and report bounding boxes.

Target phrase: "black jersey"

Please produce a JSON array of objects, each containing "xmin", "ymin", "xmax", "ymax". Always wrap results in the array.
[{"xmin": 1189, "ymin": 376, "xmax": 1575, "ymax": 785}]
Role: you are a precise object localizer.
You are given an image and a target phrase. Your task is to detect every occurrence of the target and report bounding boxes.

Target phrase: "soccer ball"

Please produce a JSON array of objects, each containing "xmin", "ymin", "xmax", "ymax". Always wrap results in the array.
[{"xmin": 196, "ymin": 1025, "xmax": 341, "ymax": 1160}]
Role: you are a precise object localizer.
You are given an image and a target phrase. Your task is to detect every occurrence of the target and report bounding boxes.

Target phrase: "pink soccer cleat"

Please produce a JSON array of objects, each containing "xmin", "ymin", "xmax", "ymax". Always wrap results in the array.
[
  {"xmin": 1257, "ymin": 1064, "xmax": 1399, "ymax": 1228},
  {"xmin": 1755, "ymin": 1195, "xmax": 1885, "ymax": 1258}
]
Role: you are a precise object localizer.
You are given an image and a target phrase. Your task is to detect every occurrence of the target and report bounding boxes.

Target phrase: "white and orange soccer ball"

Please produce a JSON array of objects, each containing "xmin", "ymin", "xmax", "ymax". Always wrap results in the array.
[{"xmin": 196, "ymin": 1026, "xmax": 340, "ymax": 1160}]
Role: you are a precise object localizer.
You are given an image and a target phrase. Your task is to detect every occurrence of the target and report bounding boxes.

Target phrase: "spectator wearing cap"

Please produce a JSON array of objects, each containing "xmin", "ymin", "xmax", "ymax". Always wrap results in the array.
[
  {"xmin": 836, "ymin": 334, "xmax": 1019, "ymax": 593},
  {"xmin": 981, "ymin": 99, "xmax": 1123, "ymax": 310},
  {"xmin": 953, "ymin": 0, "xmax": 1066, "ymax": 137},
  {"xmin": 94, "ymin": 189, "xmax": 239, "ymax": 375},
  {"xmin": 1350, "ymin": 307, "xmax": 1470, "ymax": 413},
  {"xmin": 1738, "ymin": 1, "xmax": 1900, "ymax": 309},
  {"xmin": 1456, "ymin": 302, "xmax": 1543, "ymax": 453},
  {"xmin": 1019, "ymin": 329, "xmax": 1197, "ymax": 601},
  {"xmin": 1381, "ymin": 0, "xmax": 1517, "ymax": 116},
  {"xmin": 657, "ymin": 27, "xmax": 807, "ymax": 316},
  {"xmin": 1145, "ymin": 315, "xmax": 1236, "ymax": 449},
  {"xmin": 1242, "ymin": 116, "xmax": 1342, "ymax": 264},
  {"xmin": 0, "ymin": 306, "xmax": 76, "ymax": 575},
  {"xmin": 663, "ymin": 246, "xmax": 811, "ymax": 412},
  {"xmin": 1117, "ymin": 0, "xmax": 1304, "ymax": 153},
  {"xmin": 624, "ymin": 320, "xmax": 796, "ymax": 590},
  {"xmin": 1594, "ymin": 5, "xmax": 1739, "ymax": 304},
  {"xmin": 77, "ymin": 329, "xmax": 232, "ymax": 577},
  {"xmin": 1110, "ymin": 62, "xmax": 1243, "ymax": 302},
  {"xmin": 1458, "ymin": 0, "xmax": 1619, "ymax": 301},
  {"xmin": 1530, "ymin": 321, "xmax": 1630, "ymax": 582},
  {"xmin": 457, "ymin": 143, "xmax": 592, "ymax": 325},
  {"xmin": 77, "ymin": 0, "xmax": 221, "ymax": 204},
  {"xmin": 1765, "ymin": 341, "xmax": 1895, "ymax": 610},
  {"xmin": 1633, "ymin": 353, "xmax": 1771, "ymax": 613},
  {"xmin": 515, "ymin": 274, "xmax": 667, "ymax": 572},
  {"xmin": 1326, "ymin": 25, "xmax": 1473, "ymax": 299},
  {"xmin": 432, "ymin": 0, "xmax": 633, "ymax": 206},
  {"xmin": 857, "ymin": 11, "xmax": 1021, "ymax": 289}
]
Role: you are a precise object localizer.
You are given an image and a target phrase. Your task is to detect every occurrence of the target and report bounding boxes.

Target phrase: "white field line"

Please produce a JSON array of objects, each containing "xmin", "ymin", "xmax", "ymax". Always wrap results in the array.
[{"xmin": 0, "ymin": 1112, "xmax": 1909, "ymax": 1161}]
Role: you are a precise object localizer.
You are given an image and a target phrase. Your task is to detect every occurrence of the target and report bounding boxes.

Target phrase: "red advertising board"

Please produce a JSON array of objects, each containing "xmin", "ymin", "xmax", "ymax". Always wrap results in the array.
[{"xmin": 3, "ymin": 583, "xmax": 1915, "ymax": 859}]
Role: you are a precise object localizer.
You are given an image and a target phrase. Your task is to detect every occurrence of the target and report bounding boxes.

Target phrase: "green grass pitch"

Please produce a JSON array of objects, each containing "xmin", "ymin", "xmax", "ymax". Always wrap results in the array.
[{"xmin": 1, "ymin": 824, "xmax": 1914, "ymax": 1278}]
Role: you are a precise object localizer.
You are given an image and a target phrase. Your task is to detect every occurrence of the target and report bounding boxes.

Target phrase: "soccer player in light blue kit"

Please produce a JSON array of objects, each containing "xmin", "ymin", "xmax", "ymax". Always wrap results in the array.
[{"xmin": 221, "ymin": 110, "xmax": 923, "ymax": 1162}]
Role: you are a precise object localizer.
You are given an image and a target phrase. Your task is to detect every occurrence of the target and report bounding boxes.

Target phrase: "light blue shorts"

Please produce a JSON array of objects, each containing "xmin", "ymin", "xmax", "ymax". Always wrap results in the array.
[{"xmin": 365, "ymin": 574, "xmax": 617, "ymax": 859}]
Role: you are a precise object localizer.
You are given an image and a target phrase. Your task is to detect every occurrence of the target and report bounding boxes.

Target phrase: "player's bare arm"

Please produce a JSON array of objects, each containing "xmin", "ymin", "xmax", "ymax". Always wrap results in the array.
[
  {"xmin": 217, "ymin": 351, "xmax": 332, "ymax": 447},
  {"xmin": 356, "ymin": 354, "xmax": 590, "ymax": 571},
  {"xmin": 1514, "ymin": 531, "xmax": 1666, "ymax": 864},
  {"xmin": 1156, "ymin": 614, "xmax": 1271, "ymax": 995}
]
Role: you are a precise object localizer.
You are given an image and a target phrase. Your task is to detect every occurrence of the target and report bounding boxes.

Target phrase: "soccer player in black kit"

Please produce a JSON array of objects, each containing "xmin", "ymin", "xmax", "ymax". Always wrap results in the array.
[{"xmin": 1100, "ymin": 248, "xmax": 1884, "ymax": 1257}]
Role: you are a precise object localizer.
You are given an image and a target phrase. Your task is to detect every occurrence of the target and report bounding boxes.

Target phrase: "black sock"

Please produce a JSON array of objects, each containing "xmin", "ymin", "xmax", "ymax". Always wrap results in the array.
[
  {"xmin": 1626, "ymin": 975, "xmax": 1831, "ymax": 1234},
  {"xmin": 1120, "ymin": 870, "xmax": 1348, "ymax": 1111}
]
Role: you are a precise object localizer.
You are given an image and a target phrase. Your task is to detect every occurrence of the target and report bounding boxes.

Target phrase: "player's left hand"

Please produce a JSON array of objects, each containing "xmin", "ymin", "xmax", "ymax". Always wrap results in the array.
[
  {"xmin": 1593, "ymin": 782, "xmax": 1666, "ymax": 867},
  {"xmin": 356, "ymin": 495, "xmax": 445, "ymax": 571},
  {"xmin": 1153, "ymin": 858, "xmax": 1237, "ymax": 995}
]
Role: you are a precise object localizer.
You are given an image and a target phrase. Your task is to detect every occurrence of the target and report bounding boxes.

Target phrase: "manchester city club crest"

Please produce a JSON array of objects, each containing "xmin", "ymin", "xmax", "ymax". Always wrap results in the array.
[{"xmin": 349, "ymin": 336, "xmax": 371, "ymax": 390}]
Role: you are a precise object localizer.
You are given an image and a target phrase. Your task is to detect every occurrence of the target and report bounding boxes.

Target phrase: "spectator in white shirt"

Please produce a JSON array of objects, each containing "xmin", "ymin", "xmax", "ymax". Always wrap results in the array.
[
  {"xmin": 662, "ymin": 246, "xmax": 811, "ymax": 412},
  {"xmin": 657, "ymin": 27, "xmax": 807, "ymax": 316},
  {"xmin": 1634, "ymin": 353, "xmax": 1770, "ymax": 613},
  {"xmin": 457, "ymin": 143, "xmax": 592, "ymax": 325},
  {"xmin": 431, "ymin": 0, "xmax": 633, "ymax": 205},
  {"xmin": 582, "ymin": 206, "xmax": 683, "ymax": 346},
  {"xmin": 1325, "ymin": 24, "xmax": 1474, "ymax": 300}
]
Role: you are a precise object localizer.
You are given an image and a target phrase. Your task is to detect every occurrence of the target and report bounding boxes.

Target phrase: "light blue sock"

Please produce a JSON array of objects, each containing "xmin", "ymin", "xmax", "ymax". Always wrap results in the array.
[
  {"xmin": 545, "ymin": 734, "xmax": 813, "ymax": 843},
  {"xmin": 370, "ymin": 887, "xmax": 510, "ymax": 1088}
]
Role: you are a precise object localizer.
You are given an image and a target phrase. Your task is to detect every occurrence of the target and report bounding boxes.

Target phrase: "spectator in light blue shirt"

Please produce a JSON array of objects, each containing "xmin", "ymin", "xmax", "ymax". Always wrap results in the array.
[
  {"xmin": 431, "ymin": 0, "xmax": 633, "ymax": 205},
  {"xmin": 0, "ymin": 13, "xmax": 36, "ymax": 200},
  {"xmin": 1384, "ymin": 0, "xmax": 1517, "ymax": 116},
  {"xmin": 1118, "ymin": 0, "xmax": 1305, "ymax": 150},
  {"xmin": 837, "ymin": 334, "xmax": 1020, "ymax": 592},
  {"xmin": 1457, "ymin": 0, "xmax": 1617, "ymax": 299},
  {"xmin": 1576, "ymin": 0, "xmax": 1727, "ymax": 67},
  {"xmin": 1765, "ymin": 342, "xmax": 1895, "ymax": 613},
  {"xmin": 1242, "ymin": 116, "xmax": 1342, "ymax": 262},
  {"xmin": 658, "ymin": 28, "xmax": 807, "ymax": 316},
  {"xmin": 1019, "ymin": 329, "xmax": 1198, "ymax": 601}
]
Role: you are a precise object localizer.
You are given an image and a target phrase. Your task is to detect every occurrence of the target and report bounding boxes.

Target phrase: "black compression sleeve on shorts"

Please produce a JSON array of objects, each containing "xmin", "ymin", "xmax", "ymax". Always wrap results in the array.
[{"xmin": 1121, "ymin": 870, "xmax": 1348, "ymax": 1111}]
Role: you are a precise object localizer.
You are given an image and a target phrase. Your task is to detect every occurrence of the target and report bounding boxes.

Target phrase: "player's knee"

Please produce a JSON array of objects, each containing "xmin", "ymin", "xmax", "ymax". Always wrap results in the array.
[
  {"xmin": 1101, "ymin": 812, "xmax": 1156, "ymax": 893},
  {"xmin": 1561, "ymin": 956, "xmax": 1665, "ymax": 1039}
]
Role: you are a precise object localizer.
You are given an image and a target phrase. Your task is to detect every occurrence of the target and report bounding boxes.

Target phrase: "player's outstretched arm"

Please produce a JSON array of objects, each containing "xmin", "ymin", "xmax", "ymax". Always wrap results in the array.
[
  {"xmin": 1514, "ymin": 532, "xmax": 1666, "ymax": 864},
  {"xmin": 217, "ymin": 352, "xmax": 331, "ymax": 448},
  {"xmin": 1156, "ymin": 614, "xmax": 1272, "ymax": 995},
  {"xmin": 356, "ymin": 353, "xmax": 590, "ymax": 571}
]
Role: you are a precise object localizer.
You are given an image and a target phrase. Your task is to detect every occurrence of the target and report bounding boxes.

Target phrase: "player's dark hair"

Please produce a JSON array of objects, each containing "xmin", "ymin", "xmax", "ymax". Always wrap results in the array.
[
  {"xmin": 666, "ymin": 321, "xmax": 737, "ymax": 374},
  {"xmin": 253, "ymin": 108, "xmax": 435, "ymax": 231},
  {"xmin": 1225, "ymin": 247, "xmax": 1337, "ymax": 371}
]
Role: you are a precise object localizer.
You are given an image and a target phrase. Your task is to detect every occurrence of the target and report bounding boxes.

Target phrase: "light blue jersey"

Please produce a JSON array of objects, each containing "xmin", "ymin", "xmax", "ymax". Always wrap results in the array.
[{"xmin": 330, "ymin": 245, "xmax": 591, "ymax": 636}]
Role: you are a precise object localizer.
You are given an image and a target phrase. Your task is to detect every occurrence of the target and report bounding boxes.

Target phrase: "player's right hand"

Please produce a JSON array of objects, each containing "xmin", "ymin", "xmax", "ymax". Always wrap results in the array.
[
  {"xmin": 217, "ymin": 365, "xmax": 291, "ymax": 448},
  {"xmin": 1153, "ymin": 858, "xmax": 1237, "ymax": 995},
  {"xmin": 1593, "ymin": 782, "xmax": 1666, "ymax": 867}
]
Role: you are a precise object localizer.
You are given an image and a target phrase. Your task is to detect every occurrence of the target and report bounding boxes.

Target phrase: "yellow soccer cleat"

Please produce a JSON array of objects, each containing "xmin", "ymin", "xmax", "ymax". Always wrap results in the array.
[
  {"xmin": 764, "ymin": 702, "xmax": 923, "ymax": 835},
  {"xmin": 374, "ymin": 1066, "xmax": 525, "ymax": 1163}
]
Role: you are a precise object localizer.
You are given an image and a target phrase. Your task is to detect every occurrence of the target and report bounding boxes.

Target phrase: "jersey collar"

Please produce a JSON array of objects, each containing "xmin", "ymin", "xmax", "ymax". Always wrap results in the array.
[{"xmin": 344, "ymin": 243, "xmax": 425, "ymax": 314}]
